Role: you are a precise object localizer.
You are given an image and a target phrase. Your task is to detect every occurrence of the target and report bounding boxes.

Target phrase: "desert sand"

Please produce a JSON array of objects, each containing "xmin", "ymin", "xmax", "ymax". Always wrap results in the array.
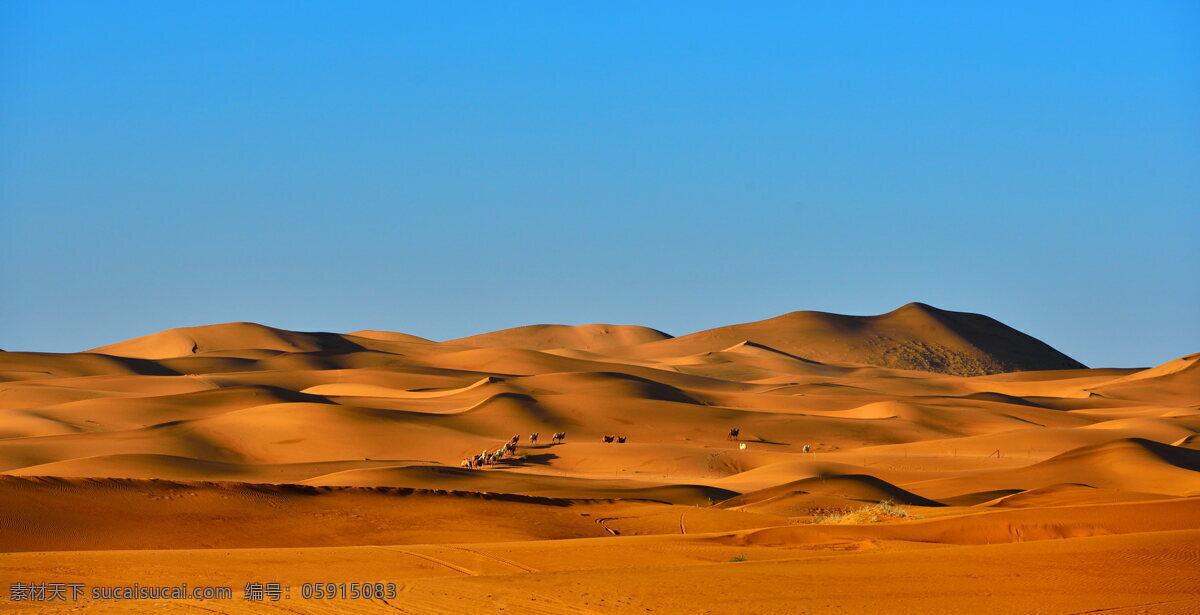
[{"xmin": 1, "ymin": 303, "xmax": 1197, "ymax": 613}]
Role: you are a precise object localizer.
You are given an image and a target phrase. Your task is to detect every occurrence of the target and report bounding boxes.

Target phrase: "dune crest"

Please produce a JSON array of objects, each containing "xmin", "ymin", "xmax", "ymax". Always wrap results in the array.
[
  {"xmin": 448, "ymin": 322, "xmax": 673, "ymax": 350},
  {"xmin": 86, "ymin": 322, "xmax": 367, "ymax": 359}
]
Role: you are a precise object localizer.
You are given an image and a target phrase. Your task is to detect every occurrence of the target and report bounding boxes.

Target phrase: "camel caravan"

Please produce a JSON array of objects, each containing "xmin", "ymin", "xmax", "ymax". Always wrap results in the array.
[
  {"xmin": 459, "ymin": 432, "xmax": 567, "ymax": 469},
  {"xmin": 460, "ymin": 428, "xmax": 742, "ymax": 469}
]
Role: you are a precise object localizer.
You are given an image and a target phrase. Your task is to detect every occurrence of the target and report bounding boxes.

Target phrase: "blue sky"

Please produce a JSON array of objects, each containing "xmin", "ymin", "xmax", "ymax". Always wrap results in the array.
[{"xmin": 2, "ymin": 1, "xmax": 1197, "ymax": 368}]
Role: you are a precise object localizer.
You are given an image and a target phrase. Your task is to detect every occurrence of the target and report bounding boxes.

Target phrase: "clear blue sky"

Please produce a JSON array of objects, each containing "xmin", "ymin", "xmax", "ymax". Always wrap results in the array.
[{"xmin": 2, "ymin": 1, "xmax": 1197, "ymax": 368}]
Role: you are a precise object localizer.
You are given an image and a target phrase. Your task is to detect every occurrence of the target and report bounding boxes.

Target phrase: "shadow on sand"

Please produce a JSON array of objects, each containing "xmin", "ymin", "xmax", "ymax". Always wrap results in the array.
[{"xmin": 494, "ymin": 452, "xmax": 559, "ymax": 468}]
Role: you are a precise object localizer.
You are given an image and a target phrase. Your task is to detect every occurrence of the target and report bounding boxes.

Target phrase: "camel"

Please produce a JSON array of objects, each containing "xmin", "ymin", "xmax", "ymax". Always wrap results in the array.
[
  {"xmin": 551, "ymin": 432, "xmax": 566, "ymax": 443},
  {"xmin": 617, "ymin": 435, "xmax": 627, "ymax": 443},
  {"xmin": 602, "ymin": 435, "xmax": 615, "ymax": 443},
  {"xmin": 727, "ymin": 428, "xmax": 740, "ymax": 441},
  {"xmin": 529, "ymin": 432, "xmax": 539, "ymax": 445}
]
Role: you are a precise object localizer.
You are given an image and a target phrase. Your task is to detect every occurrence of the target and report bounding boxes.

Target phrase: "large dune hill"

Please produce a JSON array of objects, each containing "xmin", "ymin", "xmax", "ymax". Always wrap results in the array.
[
  {"xmin": 447, "ymin": 323, "xmax": 673, "ymax": 351},
  {"xmin": 606, "ymin": 302, "xmax": 1086, "ymax": 376}
]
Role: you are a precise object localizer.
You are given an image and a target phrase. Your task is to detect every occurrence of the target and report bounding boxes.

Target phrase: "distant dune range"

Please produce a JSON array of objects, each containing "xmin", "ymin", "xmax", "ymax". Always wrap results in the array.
[{"xmin": 1, "ymin": 303, "xmax": 1197, "ymax": 614}]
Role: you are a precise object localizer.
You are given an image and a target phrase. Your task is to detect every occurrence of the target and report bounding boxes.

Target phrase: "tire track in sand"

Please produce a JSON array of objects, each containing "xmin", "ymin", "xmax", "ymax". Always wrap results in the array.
[{"xmin": 374, "ymin": 546, "xmax": 478, "ymax": 576}]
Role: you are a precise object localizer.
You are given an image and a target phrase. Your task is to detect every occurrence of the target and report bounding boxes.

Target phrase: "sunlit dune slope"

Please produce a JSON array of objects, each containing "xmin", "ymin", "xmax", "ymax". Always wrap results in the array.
[
  {"xmin": 448, "ymin": 323, "xmax": 673, "ymax": 351},
  {"xmin": 1087, "ymin": 351, "xmax": 1200, "ymax": 404},
  {"xmin": 86, "ymin": 322, "xmax": 368, "ymax": 359},
  {"xmin": 715, "ymin": 473, "xmax": 944, "ymax": 515}
]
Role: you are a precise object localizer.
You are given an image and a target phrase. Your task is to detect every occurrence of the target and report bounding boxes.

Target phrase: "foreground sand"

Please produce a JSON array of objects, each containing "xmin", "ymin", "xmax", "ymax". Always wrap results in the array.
[{"xmin": 1, "ymin": 305, "xmax": 1197, "ymax": 613}]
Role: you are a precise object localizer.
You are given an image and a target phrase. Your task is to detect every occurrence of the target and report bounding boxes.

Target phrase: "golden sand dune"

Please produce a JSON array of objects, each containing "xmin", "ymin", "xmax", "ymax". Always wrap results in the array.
[
  {"xmin": 1, "ymin": 306, "xmax": 1197, "ymax": 613},
  {"xmin": 731, "ymin": 496, "xmax": 1200, "ymax": 547},
  {"xmin": 606, "ymin": 303, "xmax": 1088, "ymax": 376},
  {"xmin": 1087, "ymin": 352, "xmax": 1200, "ymax": 404},
  {"xmin": 300, "ymin": 464, "xmax": 736, "ymax": 505},
  {"xmin": 903, "ymin": 438, "xmax": 1200, "ymax": 498},
  {"xmin": 983, "ymin": 483, "xmax": 1174, "ymax": 508},
  {"xmin": 448, "ymin": 323, "xmax": 673, "ymax": 350},
  {"xmin": 346, "ymin": 329, "xmax": 434, "ymax": 344},
  {"xmin": 715, "ymin": 473, "xmax": 945, "ymax": 516},
  {"xmin": 301, "ymin": 376, "xmax": 499, "ymax": 399},
  {"xmin": 0, "ymin": 476, "xmax": 612, "ymax": 552},
  {"xmin": 86, "ymin": 322, "xmax": 368, "ymax": 359}
]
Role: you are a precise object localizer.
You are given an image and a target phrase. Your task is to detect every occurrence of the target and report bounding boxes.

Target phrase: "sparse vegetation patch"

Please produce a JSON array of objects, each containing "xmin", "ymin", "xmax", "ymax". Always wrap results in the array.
[{"xmin": 810, "ymin": 501, "xmax": 921, "ymax": 524}]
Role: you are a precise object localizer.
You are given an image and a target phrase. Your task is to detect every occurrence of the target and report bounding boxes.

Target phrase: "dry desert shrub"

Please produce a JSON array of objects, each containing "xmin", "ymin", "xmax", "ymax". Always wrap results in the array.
[{"xmin": 811, "ymin": 501, "xmax": 921, "ymax": 524}]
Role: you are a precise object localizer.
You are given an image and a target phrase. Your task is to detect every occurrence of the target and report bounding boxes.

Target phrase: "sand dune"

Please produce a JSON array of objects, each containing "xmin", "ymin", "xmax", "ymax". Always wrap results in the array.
[
  {"xmin": 346, "ymin": 329, "xmax": 434, "ymax": 344},
  {"xmin": 87, "ymin": 322, "xmax": 370, "ymax": 359},
  {"xmin": 301, "ymin": 376, "xmax": 499, "ymax": 399},
  {"xmin": 1087, "ymin": 352, "xmax": 1200, "ymax": 404},
  {"xmin": 0, "ymin": 476, "xmax": 612, "ymax": 552},
  {"xmin": 731, "ymin": 496, "xmax": 1200, "ymax": 547},
  {"xmin": 448, "ymin": 323, "xmax": 673, "ymax": 351},
  {"xmin": 300, "ymin": 464, "xmax": 736, "ymax": 505},
  {"xmin": 984, "ymin": 483, "xmax": 1174, "ymax": 508},
  {"xmin": 904, "ymin": 438, "xmax": 1200, "ymax": 498},
  {"xmin": 0, "ymin": 308, "xmax": 1195, "ymax": 613},
  {"xmin": 716, "ymin": 474, "xmax": 944, "ymax": 515},
  {"xmin": 605, "ymin": 303, "xmax": 1087, "ymax": 376}
]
